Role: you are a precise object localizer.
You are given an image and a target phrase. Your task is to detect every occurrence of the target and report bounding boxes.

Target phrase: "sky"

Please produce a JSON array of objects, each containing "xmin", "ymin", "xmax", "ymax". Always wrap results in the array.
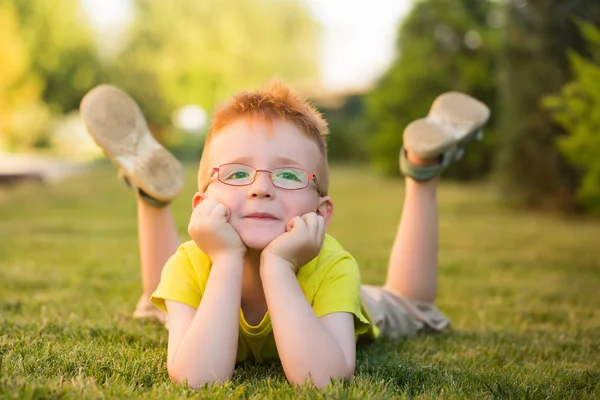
[{"xmin": 81, "ymin": 0, "xmax": 411, "ymax": 92}]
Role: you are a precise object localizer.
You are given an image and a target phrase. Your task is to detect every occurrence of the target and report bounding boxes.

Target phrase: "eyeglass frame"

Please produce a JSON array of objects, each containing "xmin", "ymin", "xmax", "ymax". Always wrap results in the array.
[{"xmin": 203, "ymin": 162, "xmax": 325, "ymax": 197}]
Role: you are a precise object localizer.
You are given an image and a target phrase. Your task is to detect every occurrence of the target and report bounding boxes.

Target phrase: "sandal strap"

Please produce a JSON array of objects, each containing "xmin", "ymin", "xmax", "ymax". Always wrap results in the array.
[
  {"xmin": 399, "ymin": 147, "xmax": 457, "ymax": 182},
  {"xmin": 118, "ymin": 171, "xmax": 171, "ymax": 208}
]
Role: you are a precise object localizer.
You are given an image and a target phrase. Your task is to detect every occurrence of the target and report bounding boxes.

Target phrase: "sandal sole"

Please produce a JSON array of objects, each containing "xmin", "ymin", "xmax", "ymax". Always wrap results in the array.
[
  {"xmin": 80, "ymin": 85, "xmax": 184, "ymax": 202},
  {"xmin": 428, "ymin": 91, "xmax": 490, "ymax": 143},
  {"xmin": 403, "ymin": 92, "xmax": 490, "ymax": 158},
  {"xmin": 403, "ymin": 119, "xmax": 456, "ymax": 159}
]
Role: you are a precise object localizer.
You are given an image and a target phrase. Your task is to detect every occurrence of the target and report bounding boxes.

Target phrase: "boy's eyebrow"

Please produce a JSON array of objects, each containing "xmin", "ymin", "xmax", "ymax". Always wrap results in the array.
[
  {"xmin": 273, "ymin": 156, "xmax": 303, "ymax": 166},
  {"xmin": 226, "ymin": 156, "xmax": 304, "ymax": 167}
]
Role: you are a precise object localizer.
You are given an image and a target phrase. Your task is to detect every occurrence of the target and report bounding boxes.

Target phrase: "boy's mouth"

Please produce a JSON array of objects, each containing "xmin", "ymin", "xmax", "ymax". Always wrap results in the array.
[{"xmin": 244, "ymin": 212, "xmax": 278, "ymax": 220}]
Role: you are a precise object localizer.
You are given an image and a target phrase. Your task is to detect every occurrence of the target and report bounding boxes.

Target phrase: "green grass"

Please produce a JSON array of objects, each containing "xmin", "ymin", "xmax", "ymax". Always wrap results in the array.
[{"xmin": 1, "ymin": 163, "xmax": 599, "ymax": 399}]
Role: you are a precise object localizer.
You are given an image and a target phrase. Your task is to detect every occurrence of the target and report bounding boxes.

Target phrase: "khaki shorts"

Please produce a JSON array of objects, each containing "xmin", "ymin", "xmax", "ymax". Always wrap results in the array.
[{"xmin": 360, "ymin": 285, "xmax": 450, "ymax": 338}]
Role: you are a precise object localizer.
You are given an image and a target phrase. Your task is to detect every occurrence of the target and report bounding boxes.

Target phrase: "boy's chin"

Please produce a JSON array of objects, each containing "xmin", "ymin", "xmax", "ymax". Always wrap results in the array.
[{"xmin": 239, "ymin": 230, "xmax": 283, "ymax": 251}]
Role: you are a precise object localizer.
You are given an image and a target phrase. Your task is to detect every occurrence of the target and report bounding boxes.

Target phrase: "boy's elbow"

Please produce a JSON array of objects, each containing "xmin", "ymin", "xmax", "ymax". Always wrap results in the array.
[
  {"xmin": 168, "ymin": 366, "xmax": 233, "ymax": 388},
  {"xmin": 168, "ymin": 368, "xmax": 188, "ymax": 386},
  {"xmin": 287, "ymin": 365, "xmax": 354, "ymax": 389}
]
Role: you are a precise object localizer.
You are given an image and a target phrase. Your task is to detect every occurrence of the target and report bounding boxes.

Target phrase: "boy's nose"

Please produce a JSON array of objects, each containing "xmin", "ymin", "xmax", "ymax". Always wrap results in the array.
[{"xmin": 249, "ymin": 172, "xmax": 274, "ymax": 198}]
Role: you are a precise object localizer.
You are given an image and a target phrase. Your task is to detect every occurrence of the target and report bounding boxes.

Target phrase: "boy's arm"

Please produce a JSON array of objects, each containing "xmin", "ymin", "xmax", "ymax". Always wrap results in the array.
[
  {"xmin": 166, "ymin": 197, "xmax": 247, "ymax": 388},
  {"xmin": 261, "ymin": 213, "xmax": 356, "ymax": 387},
  {"xmin": 261, "ymin": 261, "xmax": 356, "ymax": 388},
  {"xmin": 166, "ymin": 256, "xmax": 244, "ymax": 388}
]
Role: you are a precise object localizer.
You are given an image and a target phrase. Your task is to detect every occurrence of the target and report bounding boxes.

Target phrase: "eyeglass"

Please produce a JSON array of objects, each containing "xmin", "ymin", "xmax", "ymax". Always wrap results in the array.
[{"xmin": 204, "ymin": 163, "xmax": 324, "ymax": 197}]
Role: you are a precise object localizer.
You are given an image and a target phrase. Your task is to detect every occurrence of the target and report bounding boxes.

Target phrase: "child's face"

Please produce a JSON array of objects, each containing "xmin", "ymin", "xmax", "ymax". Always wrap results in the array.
[{"xmin": 196, "ymin": 118, "xmax": 332, "ymax": 250}]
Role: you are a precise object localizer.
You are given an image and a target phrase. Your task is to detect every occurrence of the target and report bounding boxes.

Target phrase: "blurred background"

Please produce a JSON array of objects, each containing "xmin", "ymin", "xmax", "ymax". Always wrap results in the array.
[{"xmin": 1, "ymin": 0, "xmax": 599, "ymax": 215}]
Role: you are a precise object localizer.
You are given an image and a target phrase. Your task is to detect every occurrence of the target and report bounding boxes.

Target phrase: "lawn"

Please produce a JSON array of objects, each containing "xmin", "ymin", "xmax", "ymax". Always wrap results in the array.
[{"xmin": 1, "ymin": 163, "xmax": 599, "ymax": 399}]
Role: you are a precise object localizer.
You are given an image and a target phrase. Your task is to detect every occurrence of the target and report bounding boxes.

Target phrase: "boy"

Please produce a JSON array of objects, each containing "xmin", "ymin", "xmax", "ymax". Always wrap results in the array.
[{"xmin": 80, "ymin": 80, "xmax": 489, "ymax": 388}]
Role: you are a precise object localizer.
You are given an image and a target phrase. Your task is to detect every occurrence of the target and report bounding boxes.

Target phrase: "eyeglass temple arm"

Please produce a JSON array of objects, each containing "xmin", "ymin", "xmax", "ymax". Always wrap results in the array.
[
  {"xmin": 202, "ymin": 168, "xmax": 219, "ymax": 192},
  {"xmin": 311, "ymin": 175, "xmax": 325, "ymax": 197}
]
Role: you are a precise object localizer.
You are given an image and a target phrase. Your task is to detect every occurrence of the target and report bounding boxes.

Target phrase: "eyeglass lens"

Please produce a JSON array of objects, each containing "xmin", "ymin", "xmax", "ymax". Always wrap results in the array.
[{"xmin": 218, "ymin": 164, "xmax": 309, "ymax": 190}]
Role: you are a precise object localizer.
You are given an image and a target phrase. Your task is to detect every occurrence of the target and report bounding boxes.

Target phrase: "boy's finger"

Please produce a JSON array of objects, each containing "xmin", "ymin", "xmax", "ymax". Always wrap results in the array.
[
  {"xmin": 286, "ymin": 216, "xmax": 305, "ymax": 233},
  {"xmin": 194, "ymin": 197, "xmax": 219, "ymax": 216},
  {"xmin": 302, "ymin": 212, "xmax": 319, "ymax": 237},
  {"xmin": 317, "ymin": 215, "xmax": 325, "ymax": 240},
  {"xmin": 300, "ymin": 212, "xmax": 317, "ymax": 225},
  {"xmin": 210, "ymin": 203, "xmax": 231, "ymax": 222}
]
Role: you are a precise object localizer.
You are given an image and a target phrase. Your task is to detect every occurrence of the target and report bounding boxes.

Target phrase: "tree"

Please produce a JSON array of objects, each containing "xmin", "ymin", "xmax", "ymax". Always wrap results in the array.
[
  {"xmin": 366, "ymin": 0, "xmax": 501, "ymax": 179},
  {"xmin": 107, "ymin": 0, "xmax": 320, "ymax": 134},
  {"xmin": 8, "ymin": 0, "xmax": 103, "ymax": 113},
  {"xmin": 495, "ymin": 0, "xmax": 600, "ymax": 211},
  {"xmin": 543, "ymin": 20, "xmax": 600, "ymax": 215},
  {"xmin": 315, "ymin": 93, "xmax": 371, "ymax": 163},
  {"xmin": 0, "ymin": 0, "xmax": 103, "ymax": 151},
  {"xmin": 0, "ymin": 1, "xmax": 48, "ymax": 151}
]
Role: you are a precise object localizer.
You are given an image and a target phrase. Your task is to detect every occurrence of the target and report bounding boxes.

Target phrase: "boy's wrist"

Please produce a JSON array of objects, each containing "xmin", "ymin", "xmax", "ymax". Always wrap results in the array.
[
  {"xmin": 259, "ymin": 252, "xmax": 297, "ymax": 276},
  {"xmin": 211, "ymin": 252, "xmax": 245, "ymax": 268}
]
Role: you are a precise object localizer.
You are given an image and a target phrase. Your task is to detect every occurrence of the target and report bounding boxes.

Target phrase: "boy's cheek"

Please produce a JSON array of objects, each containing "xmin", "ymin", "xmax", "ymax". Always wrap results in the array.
[{"xmin": 203, "ymin": 190, "xmax": 236, "ymax": 212}]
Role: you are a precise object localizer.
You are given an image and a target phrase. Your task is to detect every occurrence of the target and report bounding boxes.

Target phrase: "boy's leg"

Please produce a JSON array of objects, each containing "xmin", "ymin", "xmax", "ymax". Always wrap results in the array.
[
  {"xmin": 384, "ymin": 92, "xmax": 490, "ymax": 303},
  {"xmin": 134, "ymin": 198, "xmax": 181, "ymax": 320},
  {"xmin": 80, "ymin": 85, "xmax": 185, "ymax": 322},
  {"xmin": 384, "ymin": 159, "xmax": 440, "ymax": 303}
]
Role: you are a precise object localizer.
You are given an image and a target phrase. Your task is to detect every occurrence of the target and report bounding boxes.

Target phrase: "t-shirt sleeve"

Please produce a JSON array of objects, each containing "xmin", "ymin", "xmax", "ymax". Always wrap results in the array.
[
  {"xmin": 310, "ymin": 255, "xmax": 371, "ymax": 336},
  {"xmin": 151, "ymin": 246, "xmax": 203, "ymax": 313}
]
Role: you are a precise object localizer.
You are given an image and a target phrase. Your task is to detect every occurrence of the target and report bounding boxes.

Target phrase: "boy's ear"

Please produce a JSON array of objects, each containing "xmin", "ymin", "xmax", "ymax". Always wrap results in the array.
[
  {"xmin": 192, "ymin": 192, "xmax": 207, "ymax": 210},
  {"xmin": 316, "ymin": 196, "xmax": 334, "ymax": 226}
]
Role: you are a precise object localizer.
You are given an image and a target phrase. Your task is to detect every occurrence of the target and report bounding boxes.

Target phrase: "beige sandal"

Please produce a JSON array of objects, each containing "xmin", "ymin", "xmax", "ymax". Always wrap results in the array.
[
  {"xmin": 80, "ymin": 85, "xmax": 185, "ymax": 205},
  {"xmin": 132, "ymin": 294, "xmax": 167, "ymax": 325},
  {"xmin": 401, "ymin": 92, "xmax": 490, "ymax": 181}
]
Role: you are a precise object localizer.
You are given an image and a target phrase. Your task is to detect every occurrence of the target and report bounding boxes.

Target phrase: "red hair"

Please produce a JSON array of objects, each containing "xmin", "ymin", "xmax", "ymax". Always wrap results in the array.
[{"xmin": 197, "ymin": 79, "xmax": 330, "ymax": 194}]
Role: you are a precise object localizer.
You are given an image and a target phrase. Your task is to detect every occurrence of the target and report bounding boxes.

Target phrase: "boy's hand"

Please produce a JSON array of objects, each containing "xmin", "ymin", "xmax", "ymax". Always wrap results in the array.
[
  {"xmin": 188, "ymin": 198, "xmax": 246, "ymax": 263},
  {"xmin": 261, "ymin": 212, "xmax": 325, "ymax": 274}
]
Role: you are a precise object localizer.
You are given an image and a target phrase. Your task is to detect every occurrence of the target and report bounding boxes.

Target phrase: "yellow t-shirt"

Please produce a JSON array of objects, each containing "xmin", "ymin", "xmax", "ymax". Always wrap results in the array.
[{"xmin": 151, "ymin": 234, "xmax": 377, "ymax": 363}]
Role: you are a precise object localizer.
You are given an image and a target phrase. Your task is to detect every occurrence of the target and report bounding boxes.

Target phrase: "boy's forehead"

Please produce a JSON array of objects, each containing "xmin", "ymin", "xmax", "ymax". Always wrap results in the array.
[{"xmin": 207, "ymin": 118, "xmax": 321, "ymax": 167}]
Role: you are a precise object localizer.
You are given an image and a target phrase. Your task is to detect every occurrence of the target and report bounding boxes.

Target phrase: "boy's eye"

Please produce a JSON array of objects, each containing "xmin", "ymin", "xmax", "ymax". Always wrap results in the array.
[
  {"xmin": 225, "ymin": 170, "xmax": 250, "ymax": 180},
  {"xmin": 275, "ymin": 169, "xmax": 303, "ymax": 182}
]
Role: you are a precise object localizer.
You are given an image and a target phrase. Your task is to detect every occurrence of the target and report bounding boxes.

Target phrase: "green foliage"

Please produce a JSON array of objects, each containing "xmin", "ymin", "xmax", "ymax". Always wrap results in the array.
[
  {"xmin": 315, "ymin": 94, "xmax": 371, "ymax": 163},
  {"xmin": 495, "ymin": 0, "xmax": 600, "ymax": 212},
  {"xmin": 0, "ymin": 1, "xmax": 49, "ymax": 151},
  {"xmin": 1, "ymin": 165, "xmax": 599, "ymax": 398},
  {"xmin": 543, "ymin": 21, "xmax": 600, "ymax": 215},
  {"xmin": 9, "ymin": 0, "xmax": 105, "ymax": 113},
  {"xmin": 0, "ymin": 0, "xmax": 103, "ymax": 151},
  {"xmin": 366, "ymin": 0, "xmax": 501, "ymax": 179},
  {"xmin": 107, "ymin": 0, "xmax": 319, "ymax": 134},
  {"xmin": 0, "ymin": 0, "xmax": 319, "ymax": 154}
]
